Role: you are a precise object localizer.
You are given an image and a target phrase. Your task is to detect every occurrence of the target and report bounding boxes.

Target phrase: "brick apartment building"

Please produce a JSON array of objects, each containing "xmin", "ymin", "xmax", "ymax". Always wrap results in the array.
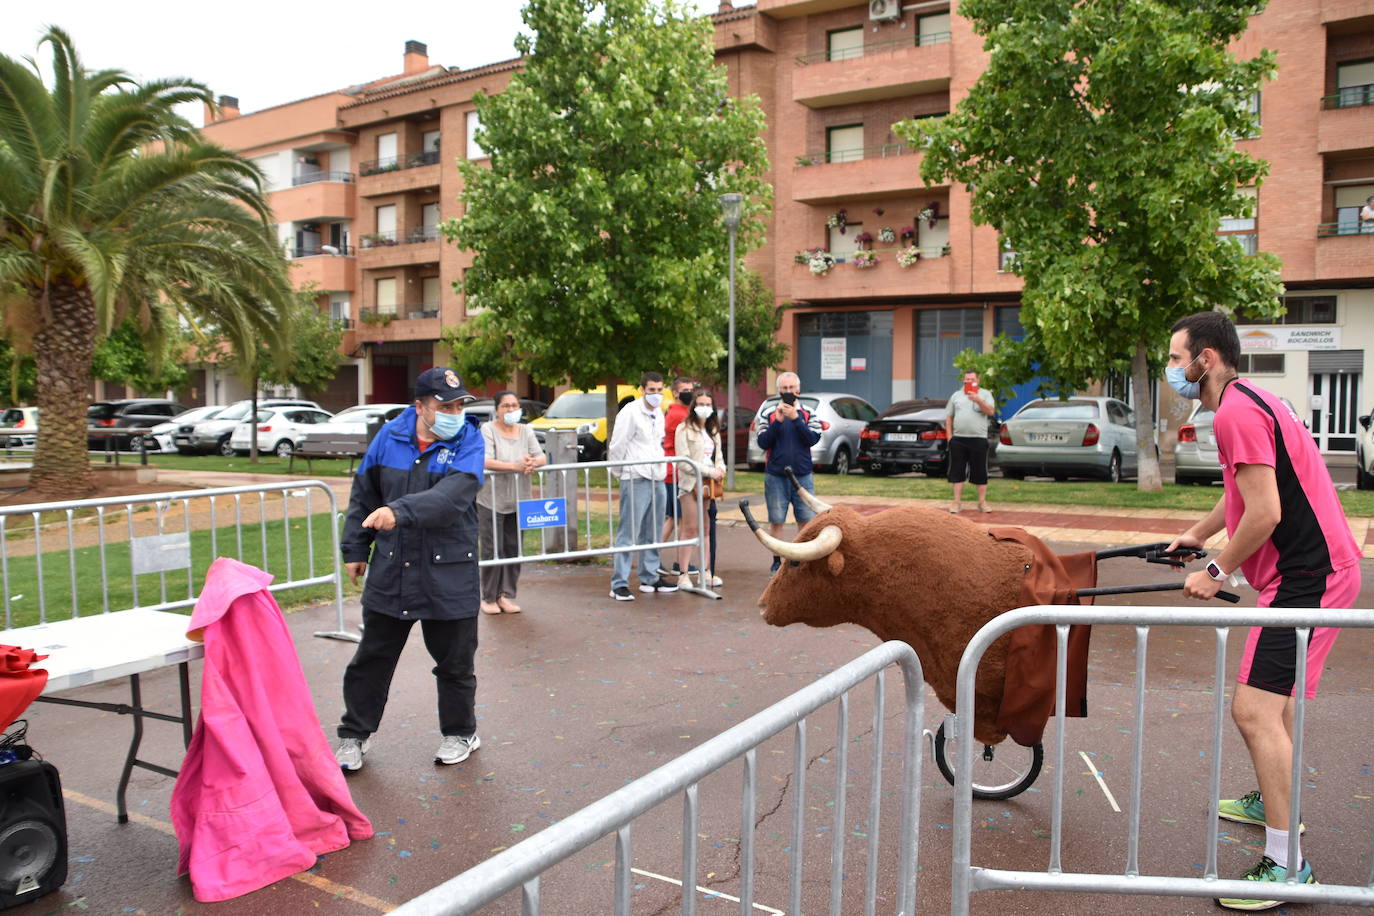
[{"xmin": 200, "ymin": 0, "xmax": 1374, "ymax": 454}]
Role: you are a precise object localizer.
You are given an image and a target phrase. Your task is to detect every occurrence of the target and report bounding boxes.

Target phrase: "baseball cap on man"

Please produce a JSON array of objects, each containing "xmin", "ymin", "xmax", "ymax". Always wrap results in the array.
[{"xmin": 414, "ymin": 367, "xmax": 475, "ymax": 403}]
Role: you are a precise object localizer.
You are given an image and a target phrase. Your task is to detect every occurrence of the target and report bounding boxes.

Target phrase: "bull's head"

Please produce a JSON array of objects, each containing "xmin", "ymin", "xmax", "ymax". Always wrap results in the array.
[{"xmin": 741, "ymin": 489, "xmax": 858, "ymax": 628}]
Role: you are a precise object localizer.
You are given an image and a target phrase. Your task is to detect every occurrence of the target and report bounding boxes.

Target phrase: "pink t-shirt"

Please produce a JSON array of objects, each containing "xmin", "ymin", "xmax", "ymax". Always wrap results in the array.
[{"xmin": 1214, "ymin": 380, "xmax": 1360, "ymax": 592}]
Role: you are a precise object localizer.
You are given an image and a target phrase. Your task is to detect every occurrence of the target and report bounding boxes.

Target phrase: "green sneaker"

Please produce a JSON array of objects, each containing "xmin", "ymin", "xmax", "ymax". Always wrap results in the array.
[
  {"xmin": 1217, "ymin": 790, "xmax": 1306, "ymax": 834},
  {"xmin": 1217, "ymin": 855, "xmax": 1316, "ymax": 910}
]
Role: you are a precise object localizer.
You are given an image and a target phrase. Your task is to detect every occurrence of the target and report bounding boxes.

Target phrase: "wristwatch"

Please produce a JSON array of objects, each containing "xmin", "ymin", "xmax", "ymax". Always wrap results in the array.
[{"xmin": 1205, "ymin": 561, "xmax": 1228, "ymax": 582}]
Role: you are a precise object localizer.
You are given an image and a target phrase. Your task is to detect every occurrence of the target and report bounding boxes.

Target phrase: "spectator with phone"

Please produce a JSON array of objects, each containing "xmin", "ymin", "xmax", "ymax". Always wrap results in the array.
[
  {"xmin": 945, "ymin": 369, "xmax": 996, "ymax": 513},
  {"xmin": 756, "ymin": 371, "xmax": 824, "ymax": 574}
]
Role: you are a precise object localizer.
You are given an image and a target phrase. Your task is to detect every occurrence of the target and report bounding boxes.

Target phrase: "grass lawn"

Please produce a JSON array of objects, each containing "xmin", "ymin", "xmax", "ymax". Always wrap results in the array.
[{"xmin": 147, "ymin": 452, "xmax": 357, "ymax": 476}]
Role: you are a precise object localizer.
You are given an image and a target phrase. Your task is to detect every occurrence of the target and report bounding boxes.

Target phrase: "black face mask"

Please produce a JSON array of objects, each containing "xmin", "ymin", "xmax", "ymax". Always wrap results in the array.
[{"xmin": 678, "ymin": 390, "xmax": 693, "ymax": 405}]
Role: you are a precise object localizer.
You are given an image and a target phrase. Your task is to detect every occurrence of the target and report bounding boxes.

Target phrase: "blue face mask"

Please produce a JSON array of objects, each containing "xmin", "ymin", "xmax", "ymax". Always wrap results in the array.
[
  {"xmin": 428, "ymin": 408, "xmax": 465, "ymax": 439},
  {"xmin": 1165, "ymin": 354, "xmax": 1206, "ymax": 400}
]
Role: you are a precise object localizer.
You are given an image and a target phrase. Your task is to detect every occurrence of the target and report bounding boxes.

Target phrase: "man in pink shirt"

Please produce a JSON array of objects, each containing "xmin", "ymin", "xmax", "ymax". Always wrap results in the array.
[{"xmin": 1166, "ymin": 311, "xmax": 1361, "ymax": 909}]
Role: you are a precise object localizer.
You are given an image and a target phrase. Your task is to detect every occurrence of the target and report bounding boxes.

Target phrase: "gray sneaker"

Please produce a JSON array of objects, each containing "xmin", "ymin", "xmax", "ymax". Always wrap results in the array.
[
  {"xmin": 335, "ymin": 737, "xmax": 370, "ymax": 772},
  {"xmin": 435, "ymin": 734, "xmax": 481, "ymax": 765}
]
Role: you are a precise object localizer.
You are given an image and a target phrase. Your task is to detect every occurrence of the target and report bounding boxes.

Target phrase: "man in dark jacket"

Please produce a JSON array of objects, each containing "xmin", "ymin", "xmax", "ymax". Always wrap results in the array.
[
  {"xmin": 334, "ymin": 367, "xmax": 485, "ymax": 771},
  {"xmin": 755, "ymin": 371, "xmax": 823, "ymax": 574}
]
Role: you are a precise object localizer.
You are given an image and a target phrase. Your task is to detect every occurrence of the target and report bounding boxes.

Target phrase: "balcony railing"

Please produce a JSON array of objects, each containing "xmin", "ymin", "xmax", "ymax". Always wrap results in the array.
[
  {"xmin": 1321, "ymin": 83, "xmax": 1374, "ymax": 109},
  {"xmin": 795, "ymin": 142, "xmax": 917, "ymax": 166},
  {"xmin": 359, "ymin": 227, "xmax": 441, "ymax": 248},
  {"xmin": 331, "ymin": 317, "xmax": 354, "ymax": 329},
  {"xmin": 406, "ymin": 302, "xmax": 441, "ymax": 320},
  {"xmin": 1317, "ymin": 220, "xmax": 1374, "ymax": 237},
  {"xmin": 289, "ymin": 243, "xmax": 351, "ymax": 258},
  {"xmin": 291, "ymin": 170, "xmax": 355, "ymax": 186},
  {"xmin": 795, "ymin": 31, "xmax": 952, "ymax": 66},
  {"xmin": 358, "ymin": 149, "xmax": 442, "ymax": 177}
]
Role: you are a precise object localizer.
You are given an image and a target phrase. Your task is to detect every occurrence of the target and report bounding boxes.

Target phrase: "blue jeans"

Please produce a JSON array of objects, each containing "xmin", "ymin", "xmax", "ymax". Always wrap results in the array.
[
  {"xmin": 764, "ymin": 471, "xmax": 817, "ymax": 526},
  {"xmin": 612, "ymin": 477, "xmax": 663, "ymax": 589}
]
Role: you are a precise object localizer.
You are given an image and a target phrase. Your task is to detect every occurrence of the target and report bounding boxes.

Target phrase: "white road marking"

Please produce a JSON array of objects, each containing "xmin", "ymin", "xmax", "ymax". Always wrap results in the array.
[
  {"xmin": 630, "ymin": 867, "xmax": 785, "ymax": 915},
  {"xmin": 1078, "ymin": 750, "xmax": 1122, "ymax": 813}
]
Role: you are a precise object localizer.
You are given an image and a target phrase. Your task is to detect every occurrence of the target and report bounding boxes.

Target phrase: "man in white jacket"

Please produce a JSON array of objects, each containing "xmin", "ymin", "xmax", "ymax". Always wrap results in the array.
[{"xmin": 608, "ymin": 372, "xmax": 678, "ymax": 600}]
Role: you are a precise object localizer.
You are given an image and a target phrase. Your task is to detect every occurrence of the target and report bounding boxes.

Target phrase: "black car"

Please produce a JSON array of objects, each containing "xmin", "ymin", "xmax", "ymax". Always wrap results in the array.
[
  {"xmin": 857, "ymin": 398, "xmax": 999, "ymax": 477},
  {"xmin": 87, "ymin": 399, "xmax": 187, "ymax": 451}
]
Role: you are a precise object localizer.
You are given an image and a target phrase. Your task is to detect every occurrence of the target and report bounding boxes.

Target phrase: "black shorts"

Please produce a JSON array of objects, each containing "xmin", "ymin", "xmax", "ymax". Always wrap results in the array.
[{"xmin": 948, "ymin": 436, "xmax": 989, "ymax": 485}]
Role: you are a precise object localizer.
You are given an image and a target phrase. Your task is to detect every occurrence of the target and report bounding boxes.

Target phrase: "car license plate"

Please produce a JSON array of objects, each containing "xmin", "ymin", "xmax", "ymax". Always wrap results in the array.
[
  {"xmin": 1026, "ymin": 432, "xmax": 1067, "ymax": 443},
  {"xmin": 885, "ymin": 432, "xmax": 919, "ymax": 442}
]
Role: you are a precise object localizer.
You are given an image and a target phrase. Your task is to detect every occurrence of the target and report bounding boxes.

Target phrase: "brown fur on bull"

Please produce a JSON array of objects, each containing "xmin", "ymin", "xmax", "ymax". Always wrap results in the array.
[{"xmin": 757, "ymin": 504, "xmax": 1035, "ymax": 746}]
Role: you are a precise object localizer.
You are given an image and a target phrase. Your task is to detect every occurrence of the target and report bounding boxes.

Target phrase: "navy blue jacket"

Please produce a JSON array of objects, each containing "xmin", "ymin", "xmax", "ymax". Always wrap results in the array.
[
  {"xmin": 341, "ymin": 406, "xmax": 486, "ymax": 620},
  {"xmin": 755, "ymin": 404, "xmax": 823, "ymax": 477}
]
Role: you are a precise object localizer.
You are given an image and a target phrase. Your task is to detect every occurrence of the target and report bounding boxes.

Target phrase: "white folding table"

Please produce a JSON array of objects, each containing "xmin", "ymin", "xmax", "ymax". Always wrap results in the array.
[{"xmin": 0, "ymin": 609, "xmax": 203, "ymax": 822}]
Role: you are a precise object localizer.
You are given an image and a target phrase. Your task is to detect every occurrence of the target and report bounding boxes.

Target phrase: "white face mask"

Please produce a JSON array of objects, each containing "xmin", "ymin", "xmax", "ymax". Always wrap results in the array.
[
  {"xmin": 500, "ymin": 407, "xmax": 523, "ymax": 426},
  {"xmin": 693, "ymin": 405, "xmax": 713, "ymax": 421},
  {"xmin": 644, "ymin": 392, "xmax": 663, "ymax": 409}
]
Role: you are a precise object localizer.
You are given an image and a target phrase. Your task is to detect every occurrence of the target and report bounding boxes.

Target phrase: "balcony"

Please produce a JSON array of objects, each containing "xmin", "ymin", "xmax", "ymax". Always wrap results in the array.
[
  {"xmin": 792, "ymin": 144, "xmax": 926, "ymax": 203},
  {"xmin": 792, "ymin": 33, "xmax": 951, "ymax": 108},
  {"xmin": 1318, "ymin": 85, "xmax": 1374, "ymax": 153},
  {"xmin": 1315, "ymin": 221, "xmax": 1374, "ymax": 278},
  {"xmin": 787, "ymin": 247, "xmax": 953, "ymax": 300},
  {"xmin": 271, "ymin": 177, "xmax": 355, "ymax": 222},
  {"xmin": 357, "ymin": 150, "xmax": 443, "ymax": 197},
  {"xmin": 356, "ymin": 306, "xmax": 443, "ymax": 342},
  {"xmin": 288, "ymin": 251, "xmax": 355, "ymax": 292},
  {"xmin": 357, "ymin": 228, "xmax": 442, "ymax": 267}
]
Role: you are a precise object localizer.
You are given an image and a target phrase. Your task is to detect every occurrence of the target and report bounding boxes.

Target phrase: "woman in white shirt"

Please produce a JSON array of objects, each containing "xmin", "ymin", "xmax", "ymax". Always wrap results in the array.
[
  {"xmin": 673, "ymin": 390, "xmax": 726, "ymax": 587},
  {"xmin": 477, "ymin": 392, "xmax": 547, "ymax": 614}
]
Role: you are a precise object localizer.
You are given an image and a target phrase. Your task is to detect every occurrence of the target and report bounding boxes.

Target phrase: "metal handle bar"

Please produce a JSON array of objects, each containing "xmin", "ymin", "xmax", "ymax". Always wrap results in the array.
[{"xmin": 1074, "ymin": 582, "xmax": 1241, "ymax": 604}]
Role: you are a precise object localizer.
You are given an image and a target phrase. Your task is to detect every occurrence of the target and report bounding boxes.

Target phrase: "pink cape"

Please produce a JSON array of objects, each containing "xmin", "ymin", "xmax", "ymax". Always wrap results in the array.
[{"xmin": 170, "ymin": 558, "xmax": 372, "ymax": 902}]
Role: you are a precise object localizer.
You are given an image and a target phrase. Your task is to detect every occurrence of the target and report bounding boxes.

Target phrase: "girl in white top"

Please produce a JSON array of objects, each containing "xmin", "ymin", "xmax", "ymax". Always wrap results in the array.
[{"xmin": 673, "ymin": 389, "xmax": 726, "ymax": 586}]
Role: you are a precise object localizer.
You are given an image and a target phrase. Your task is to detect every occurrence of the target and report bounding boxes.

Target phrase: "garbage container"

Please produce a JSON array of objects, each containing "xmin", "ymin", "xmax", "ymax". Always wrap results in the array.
[{"xmin": 366, "ymin": 417, "xmax": 384, "ymax": 446}]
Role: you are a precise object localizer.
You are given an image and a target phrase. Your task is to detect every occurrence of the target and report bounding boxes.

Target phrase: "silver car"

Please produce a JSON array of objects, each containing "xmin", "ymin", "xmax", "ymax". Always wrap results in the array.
[
  {"xmin": 746, "ymin": 392, "xmax": 878, "ymax": 476},
  {"xmin": 1178, "ymin": 398, "xmax": 1304, "ymax": 486},
  {"xmin": 178, "ymin": 397, "xmax": 322, "ymax": 455},
  {"xmin": 997, "ymin": 396, "xmax": 1140, "ymax": 483}
]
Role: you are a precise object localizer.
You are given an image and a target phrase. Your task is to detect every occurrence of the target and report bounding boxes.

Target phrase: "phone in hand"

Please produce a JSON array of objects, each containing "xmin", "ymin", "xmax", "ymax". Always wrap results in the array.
[{"xmin": 963, "ymin": 382, "xmax": 978, "ymax": 396}]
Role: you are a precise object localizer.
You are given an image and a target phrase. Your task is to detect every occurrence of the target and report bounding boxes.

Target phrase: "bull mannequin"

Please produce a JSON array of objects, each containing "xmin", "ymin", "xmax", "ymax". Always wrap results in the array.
[{"xmin": 751, "ymin": 486, "xmax": 1093, "ymax": 747}]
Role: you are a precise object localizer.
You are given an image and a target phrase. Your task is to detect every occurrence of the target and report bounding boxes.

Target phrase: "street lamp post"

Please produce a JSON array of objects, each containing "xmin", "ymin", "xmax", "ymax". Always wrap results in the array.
[{"xmin": 719, "ymin": 193, "xmax": 743, "ymax": 490}]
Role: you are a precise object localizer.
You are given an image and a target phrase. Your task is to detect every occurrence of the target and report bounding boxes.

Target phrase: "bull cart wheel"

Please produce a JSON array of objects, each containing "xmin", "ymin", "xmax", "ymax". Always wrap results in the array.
[{"xmin": 933, "ymin": 722, "xmax": 1043, "ymax": 801}]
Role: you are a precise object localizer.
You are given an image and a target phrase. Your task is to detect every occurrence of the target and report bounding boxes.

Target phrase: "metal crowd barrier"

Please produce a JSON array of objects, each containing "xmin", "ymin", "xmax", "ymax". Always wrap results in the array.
[
  {"xmin": 393, "ymin": 640, "xmax": 924, "ymax": 915},
  {"xmin": 480, "ymin": 456, "xmax": 719, "ymax": 599},
  {"xmin": 950, "ymin": 604, "xmax": 1374, "ymax": 914},
  {"xmin": 0, "ymin": 480, "xmax": 354, "ymax": 641}
]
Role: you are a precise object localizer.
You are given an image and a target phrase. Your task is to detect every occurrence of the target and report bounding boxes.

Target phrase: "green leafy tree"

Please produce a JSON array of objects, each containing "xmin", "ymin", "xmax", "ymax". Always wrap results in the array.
[
  {"xmin": 698, "ymin": 269, "xmax": 788, "ymax": 389},
  {"xmin": 0, "ymin": 28, "xmax": 292, "ymax": 497},
  {"xmin": 442, "ymin": 312, "xmax": 517, "ymax": 389},
  {"xmin": 447, "ymin": 0, "xmax": 771, "ymax": 434},
  {"xmin": 903, "ymin": 0, "xmax": 1283, "ymax": 490},
  {"xmin": 92, "ymin": 316, "xmax": 190, "ymax": 395}
]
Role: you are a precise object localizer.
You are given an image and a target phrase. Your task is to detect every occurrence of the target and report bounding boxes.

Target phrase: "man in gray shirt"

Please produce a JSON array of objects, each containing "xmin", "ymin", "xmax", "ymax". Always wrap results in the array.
[{"xmin": 945, "ymin": 369, "xmax": 996, "ymax": 513}]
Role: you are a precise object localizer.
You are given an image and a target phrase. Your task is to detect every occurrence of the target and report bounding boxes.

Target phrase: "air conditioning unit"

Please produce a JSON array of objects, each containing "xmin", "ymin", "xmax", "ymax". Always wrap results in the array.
[{"xmin": 869, "ymin": 0, "xmax": 901, "ymax": 22}]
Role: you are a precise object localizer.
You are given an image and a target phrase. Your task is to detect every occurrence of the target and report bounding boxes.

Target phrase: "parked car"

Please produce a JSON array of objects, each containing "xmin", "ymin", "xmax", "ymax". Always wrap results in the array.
[
  {"xmin": 857, "ymin": 397, "xmax": 1000, "ymax": 477},
  {"xmin": 87, "ymin": 399, "xmax": 187, "ymax": 450},
  {"xmin": 1179, "ymin": 397, "xmax": 1305, "ymax": 486},
  {"xmin": 228, "ymin": 407, "xmax": 335, "ymax": 457},
  {"xmin": 176, "ymin": 398, "xmax": 322, "ymax": 455},
  {"xmin": 137, "ymin": 405, "xmax": 226, "ymax": 453},
  {"xmin": 464, "ymin": 398, "xmax": 547, "ymax": 427},
  {"xmin": 715, "ymin": 406, "xmax": 754, "ymax": 467},
  {"xmin": 294, "ymin": 403, "xmax": 408, "ymax": 453},
  {"xmin": 997, "ymin": 396, "xmax": 1141, "ymax": 482},
  {"xmin": 531, "ymin": 385, "xmax": 645, "ymax": 460},
  {"xmin": 745, "ymin": 392, "xmax": 878, "ymax": 476},
  {"xmin": 0, "ymin": 406, "xmax": 38, "ymax": 448}
]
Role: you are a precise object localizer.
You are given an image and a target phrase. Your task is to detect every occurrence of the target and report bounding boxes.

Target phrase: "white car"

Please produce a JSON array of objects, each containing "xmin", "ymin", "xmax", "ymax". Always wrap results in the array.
[
  {"xmin": 139, "ymin": 405, "xmax": 226, "ymax": 453},
  {"xmin": 302, "ymin": 404, "xmax": 407, "ymax": 438},
  {"xmin": 229, "ymin": 407, "xmax": 335, "ymax": 458}
]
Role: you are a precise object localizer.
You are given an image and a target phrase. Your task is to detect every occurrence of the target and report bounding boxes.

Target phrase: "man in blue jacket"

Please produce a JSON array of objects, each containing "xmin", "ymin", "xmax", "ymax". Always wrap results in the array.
[
  {"xmin": 755, "ymin": 371, "xmax": 823, "ymax": 573},
  {"xmin": 334, "ymin": 367, "xmax": 485, "ymax": 771}
]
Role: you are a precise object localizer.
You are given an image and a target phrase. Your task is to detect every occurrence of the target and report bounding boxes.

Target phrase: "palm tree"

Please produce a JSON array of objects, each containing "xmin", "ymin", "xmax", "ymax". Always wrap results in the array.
[{"xmin": 0, "ymin": 27, "xmax": 292, "ymax": 499}]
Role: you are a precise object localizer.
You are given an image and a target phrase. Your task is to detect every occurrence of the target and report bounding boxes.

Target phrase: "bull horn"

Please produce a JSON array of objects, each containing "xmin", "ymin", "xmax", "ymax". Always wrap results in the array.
[
  {"xmin": 754, "ymin": 523, "xmax": 844, "ymax": 562},
  {"xmin": 784, "ymin": 467, "xmax": 833, "ymax": 513}
]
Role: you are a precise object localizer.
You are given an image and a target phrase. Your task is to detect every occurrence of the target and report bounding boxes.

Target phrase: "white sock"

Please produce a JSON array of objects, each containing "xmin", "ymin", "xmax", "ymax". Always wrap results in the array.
[{"xmin": 1264, "ymin": 827, "xmax": 1300, "ymax": 869}]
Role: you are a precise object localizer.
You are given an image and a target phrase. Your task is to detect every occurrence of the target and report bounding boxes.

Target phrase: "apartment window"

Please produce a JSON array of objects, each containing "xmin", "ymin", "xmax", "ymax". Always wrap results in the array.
[
  {"xmin": 375, "ymin": 277, "xmax": 397, "ymax": 316},
  {"xmin": 827, "ymin": 124, "xmax": 864, "ymax": 163},
  {"xmin": 1336, "ymin": 59, "xmax": 1374, "ymax": 108},
  {"xmin": 421, "ymin": 277, "xmax": 442, "ymax": 313},
  {"xmin": 918, "ymin": 13, "xmax": 952, "ymax": 45},
  {"xmin": 1219, "ymin": 187, "xmax": 1257, "ymax": 254},
  {"xmin": 1243, "ymin": 91, "xmax": 1261, "ymax": 136},
  {"xmin": 422, "ymin": 129, "xmax": 441, "ymax": 153},
  {"xmin": 375, "ymin": 204, "xmax": 397, "ymax": 240},
  {"xmin": 827, "ymin": 27, "xmax": 864, "ymax": 62},
  {"xmin": 328, "ymin": 294, "xmax": 350, "ymax": 324},
  {"xmin": 421, "ymin": 202, "xmax": 440, "ymax": 231},
  {"xmin": 1334, "ymin": 184, "xmax": 1374, "ymax": 232},
  {"xmin": 376, "ymin": 132, "xmax": 397, "ymax": 165},
  {"xmin": 1245, "ymin": 296, "xmax": 1338, "ymax": 325},
  {"xmin": 466, "ymin": 111, "xmax": 487, "ymax": 160},
  {"xmin": 829, "ymin": 222, "xmax": 861, "ymax": 257},
  {"xmin": 998, "ymin": 236, "xmax": 1020, "ymax": 272},
  {"xmin": 1237, "ymin": 353, "xmax": 1285, "ymax": 374}
]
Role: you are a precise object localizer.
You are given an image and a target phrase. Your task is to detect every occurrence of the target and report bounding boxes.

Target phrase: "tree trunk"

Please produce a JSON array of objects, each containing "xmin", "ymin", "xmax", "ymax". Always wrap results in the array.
[
  {"xmin": 1133, "ymin": 338, "xmax": 1162, "ymax": 492},
  {"xmin": 604, "ymin": 378, "xmax": 619, "ymax": 460},
  {"xmin": 29, "ymin": 283, "xmax": 98, "ymax": 500}
]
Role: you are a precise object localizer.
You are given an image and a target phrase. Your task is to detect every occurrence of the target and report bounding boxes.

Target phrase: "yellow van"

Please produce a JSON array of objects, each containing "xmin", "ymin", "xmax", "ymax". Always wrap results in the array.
[{"xmin": 531, "ymin": 384, "xmax": 652, "ymax": 460}]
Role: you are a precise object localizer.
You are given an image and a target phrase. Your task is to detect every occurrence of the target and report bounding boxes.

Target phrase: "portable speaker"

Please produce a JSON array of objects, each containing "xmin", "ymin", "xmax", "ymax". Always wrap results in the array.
[{"xmin": 0, "ymin": 760, "xmax": 66, "ymax": 909}]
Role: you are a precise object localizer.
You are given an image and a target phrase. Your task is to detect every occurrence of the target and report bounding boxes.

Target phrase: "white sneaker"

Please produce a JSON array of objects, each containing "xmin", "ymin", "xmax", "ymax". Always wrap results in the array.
[
  {"xmin": 709, "ymin": 572, "xmax": 723, "ymax": 587},
  {"xmin": 435, "ymin": 734, "xmax": 481, "ymax": 765},
  {"xmin": 336, "ymin": 737, "xmax": 370, "ymax": 771}
]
